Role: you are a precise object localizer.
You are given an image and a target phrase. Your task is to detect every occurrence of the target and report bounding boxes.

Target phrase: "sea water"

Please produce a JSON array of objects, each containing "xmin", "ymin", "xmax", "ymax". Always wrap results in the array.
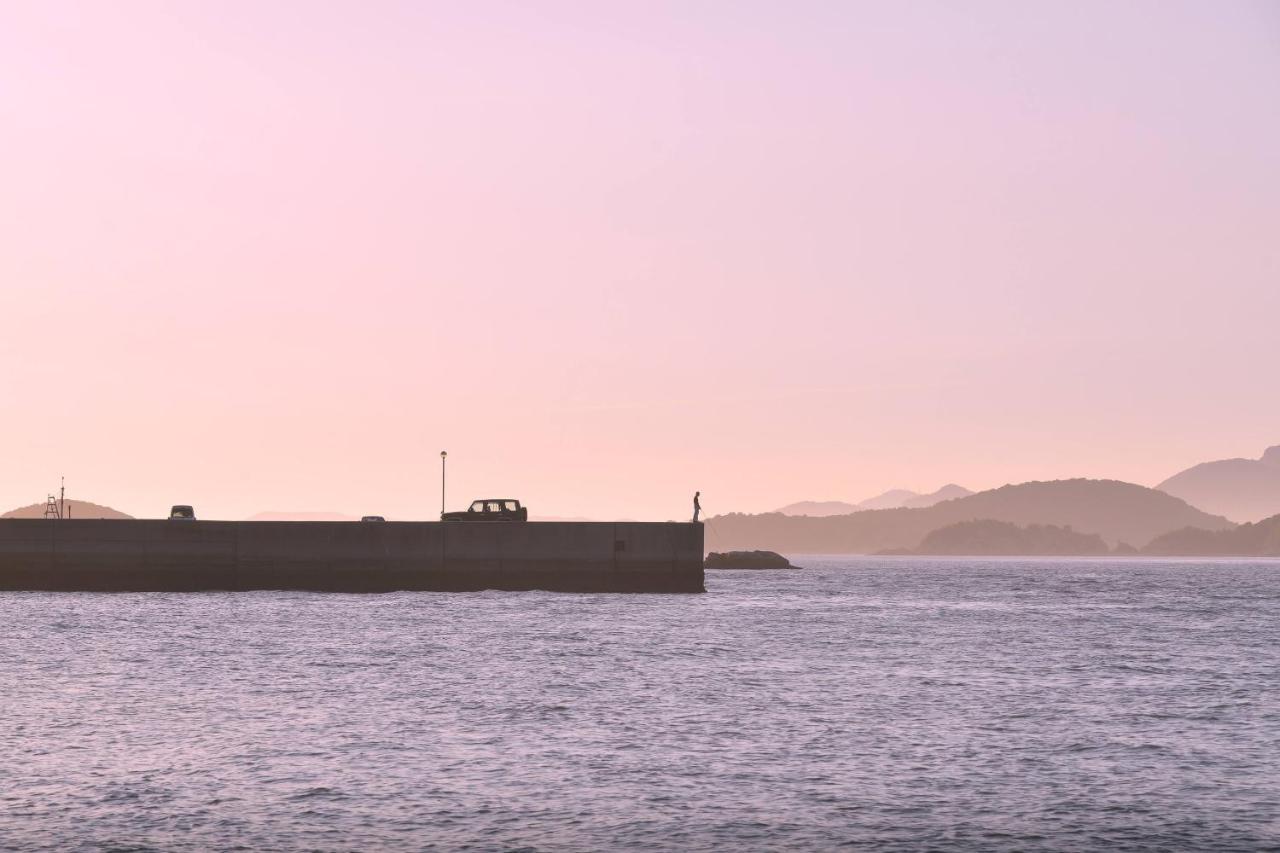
[{"xmin": 1, "ymin": 558, "xmax": 1277, "ymax": 851}]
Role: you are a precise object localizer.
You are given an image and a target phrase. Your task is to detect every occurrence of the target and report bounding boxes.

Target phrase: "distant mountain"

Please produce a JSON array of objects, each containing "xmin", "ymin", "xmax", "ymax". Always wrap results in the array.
[
  {"xmin": 776, "ymin": 484, "xmax": 972, "ymax": 516},
  {"xmin": 773, "ymin": 500, "xmax": 863, "ymax": 517},
  {"xmin": 856, "ymin": 489, "xmax": 920, "ymax": 510},
  {"xmin": 902, "ymin": 484, "xmax": 974, "ymax": 509},
  {"xmin": 1144, "ymin": 513, "xmax": 1280, "ymax": 557},
  {"xmin": 245, "ymin": 511, "xmax": 360, "ymax": 522},
  {"xmin": 2, "ymin": 500, "xmax": 132, "ymax": 519},
  {"xmin": 909, "ymin": 520, "xmax": 1110, "ymax": 556},
  {"xmin": 1156, "ymin": 444, "xmax": 1280, "ymax": 523},
  {"xmin": 708, "ymin": 479, "xmax": 1233, "ymax": 553}
]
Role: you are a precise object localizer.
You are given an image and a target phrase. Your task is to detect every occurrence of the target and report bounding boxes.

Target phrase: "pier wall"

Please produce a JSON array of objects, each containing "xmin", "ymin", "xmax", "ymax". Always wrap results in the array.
[{"xmin": 0, "ymin": 520, "xmax": 704, "ymax": 593}]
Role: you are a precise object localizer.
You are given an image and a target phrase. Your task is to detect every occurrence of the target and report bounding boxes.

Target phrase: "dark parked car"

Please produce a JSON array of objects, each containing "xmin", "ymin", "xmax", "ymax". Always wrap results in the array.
[
  {"xmin": 169, "ymin": 505, "xmax": 196, "ymax": 521},
  {"xmin": 360, "ymin": 515, "xmax": 386, "ymax": 522},
  {"xmin": 442, "ymin": 499, "xmax": 528, "ymax": 522}
]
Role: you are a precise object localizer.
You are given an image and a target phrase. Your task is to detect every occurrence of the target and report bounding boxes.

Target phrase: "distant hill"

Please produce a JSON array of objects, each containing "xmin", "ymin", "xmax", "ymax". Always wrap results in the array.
[
  {"xmin": 910, "ymin": 520, "xmax": 1110, "ymax": 556},
  {"xmin": 1144, "ymin": 514, "xmax": 1280, "ymax": 557},
  {"xmin": 855, "ymin": 489, "xmax": 920, "ymax": 510},
  {"xmin": 708, "ymin": 479, "xmax": 1233, "ymax": 553},
  {"xmin": 245, "ymin": 511, "xmax": 360, "ymax": 522},
  {"xmin": 902, "ymin": 484, "xmax": 974, "ymax": 509},
  {"xmin": 776, "ymin": 484, "xmax": 972, "ymax": 516},
  {"xmin": 1156, "ymin": 444, "xmax": 1280, "ymax": 523},
  {"xmin": 3, "ymin": 500, "xmax": 132, "ymax": 520}
]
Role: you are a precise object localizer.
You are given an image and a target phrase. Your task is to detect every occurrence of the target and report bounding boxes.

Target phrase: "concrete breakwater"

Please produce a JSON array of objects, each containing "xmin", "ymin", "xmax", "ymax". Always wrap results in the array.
[{"xmin": 0, "ymin": 519, "xmax": 704, "ymax": 593}]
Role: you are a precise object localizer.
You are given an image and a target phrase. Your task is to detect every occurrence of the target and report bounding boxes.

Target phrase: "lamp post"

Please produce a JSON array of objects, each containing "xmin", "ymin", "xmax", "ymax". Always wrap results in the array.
[{"xmin": 440, "ymin": 451, "xmax": 447, "ymax": 520}]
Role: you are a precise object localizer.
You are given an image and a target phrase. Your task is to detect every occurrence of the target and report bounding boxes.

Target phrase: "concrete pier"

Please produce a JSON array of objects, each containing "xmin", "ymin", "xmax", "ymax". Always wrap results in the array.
[{"xmin": 0, "ymin": 520, "xmax": 705, "ymax": 593}]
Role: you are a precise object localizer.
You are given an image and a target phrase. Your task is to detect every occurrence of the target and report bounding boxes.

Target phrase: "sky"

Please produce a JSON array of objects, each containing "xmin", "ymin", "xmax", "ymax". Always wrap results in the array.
[{"xmin": 1, "ymin": 0, "xmax": 1278, "ymax": 521}]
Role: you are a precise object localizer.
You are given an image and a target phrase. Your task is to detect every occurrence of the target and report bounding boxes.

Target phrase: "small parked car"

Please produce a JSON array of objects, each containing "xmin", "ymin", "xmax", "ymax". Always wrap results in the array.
[
  {"xmin": 442, "ymin": 499, "xmax": 528, "ymax": 522},
  {"xmin": 361, "ymin": 515, "xmax": 386, "ymax": 522},
  {"xmin": 169, "ymin": 505, "xmax": 196, "ymax": 521}
]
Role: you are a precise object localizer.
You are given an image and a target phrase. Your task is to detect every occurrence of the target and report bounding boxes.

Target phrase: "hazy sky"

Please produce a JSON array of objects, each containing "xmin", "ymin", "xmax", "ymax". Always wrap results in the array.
[{"xmin": 2, "ymin": 1, "xmax": 1277, "ymax": 521}]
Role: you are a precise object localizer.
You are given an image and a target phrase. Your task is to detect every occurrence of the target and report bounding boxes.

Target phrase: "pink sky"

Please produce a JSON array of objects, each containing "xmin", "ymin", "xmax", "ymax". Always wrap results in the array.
[{"xmin": 2, "ymin": 1, "xmax": 1278, "ymax": 521}]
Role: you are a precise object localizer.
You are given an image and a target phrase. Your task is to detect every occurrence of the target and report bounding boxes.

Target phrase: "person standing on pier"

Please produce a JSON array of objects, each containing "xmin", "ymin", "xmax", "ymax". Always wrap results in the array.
[{"xmin": 693, "ymin": 492, "xmax": 702, "ymax": 523}]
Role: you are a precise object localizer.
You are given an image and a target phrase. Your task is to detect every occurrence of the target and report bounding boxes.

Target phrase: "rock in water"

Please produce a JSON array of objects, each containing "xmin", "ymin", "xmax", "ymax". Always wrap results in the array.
[{"xmin": 704, "ymin": 550, "xmax": 798, "ymax": 570}]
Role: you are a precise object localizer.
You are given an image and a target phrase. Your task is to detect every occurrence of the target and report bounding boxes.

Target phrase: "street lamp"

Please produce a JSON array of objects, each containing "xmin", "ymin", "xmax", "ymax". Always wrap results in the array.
[{"xmin": 440, "ymin": 451, "xmax": 447, "ymax": 520}]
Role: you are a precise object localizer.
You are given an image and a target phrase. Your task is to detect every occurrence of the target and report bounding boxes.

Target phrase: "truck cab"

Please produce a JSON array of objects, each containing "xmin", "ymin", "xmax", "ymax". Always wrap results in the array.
[
  {"xmin": 442, "ymin": 499, "xmax": 528, "ymax": 522},
  {"xmin": 168, "ymin": 505, "xmax": 196, "ymax": 521}
]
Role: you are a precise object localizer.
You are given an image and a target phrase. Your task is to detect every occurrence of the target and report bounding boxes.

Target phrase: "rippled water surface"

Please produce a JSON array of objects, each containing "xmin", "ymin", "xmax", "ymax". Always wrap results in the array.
[{"xmin": 2, "ymin": 558, "xmax": 1279, "ymax": 851}]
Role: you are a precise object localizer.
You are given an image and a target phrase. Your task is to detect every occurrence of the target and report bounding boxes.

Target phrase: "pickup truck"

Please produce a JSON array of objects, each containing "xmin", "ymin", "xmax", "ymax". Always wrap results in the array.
[{"xmin": 442, "ymin": 499, "xmax": 528, "ymax": 522}]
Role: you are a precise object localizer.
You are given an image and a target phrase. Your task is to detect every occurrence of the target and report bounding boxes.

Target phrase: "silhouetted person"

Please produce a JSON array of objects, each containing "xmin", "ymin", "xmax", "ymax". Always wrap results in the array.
[{"xmin": 693, "ymin": 491, "xmax": 702, "ymax": 523}]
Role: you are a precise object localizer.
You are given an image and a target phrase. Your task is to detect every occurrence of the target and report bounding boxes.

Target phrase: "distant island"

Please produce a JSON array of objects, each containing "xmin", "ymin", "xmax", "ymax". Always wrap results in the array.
[
  {"xmin": 1143, "ymin": 514, "xmax": 1280, "ymax": 557},
  {"xmin": 709, "ymin": 479, "xmax": 1234, "ymax": 554},
  {"xmin": 900, "ymin": 520, "xmax": 1111, "ymax": 556},
  {"xmin": 1157, "ymin": 443, "xmax": 1280, "ymax": 524}
]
